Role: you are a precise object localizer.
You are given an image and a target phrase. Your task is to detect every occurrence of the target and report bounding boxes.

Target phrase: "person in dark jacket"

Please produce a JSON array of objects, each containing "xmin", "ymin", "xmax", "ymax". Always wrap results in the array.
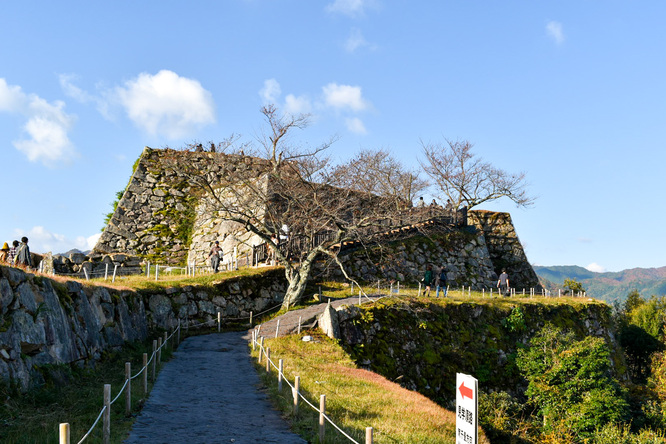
[
  {"xmin": 435, "ymin": 264, "xmax": 448, "ymax": 298},
  {"xmin": 421, "ymin": 264, "xmax": 433, "ymax": 297}
]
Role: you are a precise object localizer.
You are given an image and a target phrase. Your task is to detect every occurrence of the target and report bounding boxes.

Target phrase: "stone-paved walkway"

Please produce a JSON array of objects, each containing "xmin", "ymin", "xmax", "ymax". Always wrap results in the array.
[
  {"xmin": 255, "ymin": 295, "xmax": 380, "ymax": 338},
  {"xmin": 123, "ymin": 332, "xmax": 306, "ymax": 444},
  {"xmin": 124, "ymin": 295, "xmax": 381, "ymax": 444}
]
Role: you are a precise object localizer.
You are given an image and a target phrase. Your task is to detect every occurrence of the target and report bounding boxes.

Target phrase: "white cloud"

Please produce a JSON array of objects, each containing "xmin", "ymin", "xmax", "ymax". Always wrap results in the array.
[
  {"xmin": 345, "ymin": 28, "xmax": 369, "ymax": 53},
  {"xmin": 13, "ymin": 226, "xmax": 100, "ymax": 255},
  {"xmin": 326, "ymin": 0, "xmax": 377, "ymax": 17},
  {"xmin": 260, "ymin": 78, "xmax": 282, "ymax": 104},
  {"xmin": 116, "ymin": 70, "xmax": 215, "ymax": 139},
  {"xmin": 59, "ymin": 74, "xmax": 111, "ymax": 118},
  {"xmin": 586, "ymin": 262, "xmax": 606, "ymax": 273},
  {"xmin": 322, "ymin": 83, "xmax": 369, "ymax": 111},
  {"xmin": 284, "ymin": 94, "xmax": 312, "ymax": 115},
  {"xmin": 0, "ymin": 78, "xmax": 24, "ymax": 112},
  {"xmin": 345, "ymin": 117, "xmax": 367, "ymax": 134},
  {"xmin": 0, "ymin": 78, "xmax": 77, "ymax": 166},
  {"xmin": 546, "ymin": 21, "xmax": 565, "ymax": 45}
]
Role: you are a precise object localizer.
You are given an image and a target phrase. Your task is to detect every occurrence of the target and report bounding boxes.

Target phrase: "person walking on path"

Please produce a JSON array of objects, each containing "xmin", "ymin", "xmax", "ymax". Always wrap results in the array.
[
  {"xmin": 14, "ymin": 237, "xmax": 32, "ymax": 269},
  {"xmin": 435, "ymin": 264, "xmax": 448, "ymax": 298},
  {"xmin": 209, "ymin": 240, "xmax": 223, "ymax": 273},
  {"xmin": 497, "ymin": 269, "xmax": 510, "ymax": 296},
  {"xmin": 124, "ymin": 332, "xmax": 306, "ymax": 444},
  {"xmin": 421, "ymin": 264, "xmax": 433, "ymax": 297}
]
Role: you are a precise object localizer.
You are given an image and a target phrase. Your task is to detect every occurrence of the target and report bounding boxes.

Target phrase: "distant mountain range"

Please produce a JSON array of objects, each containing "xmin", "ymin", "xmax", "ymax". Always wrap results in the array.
[{"xmin": 534, "ymin": 265, "xmax": 666, "ymax": 304}]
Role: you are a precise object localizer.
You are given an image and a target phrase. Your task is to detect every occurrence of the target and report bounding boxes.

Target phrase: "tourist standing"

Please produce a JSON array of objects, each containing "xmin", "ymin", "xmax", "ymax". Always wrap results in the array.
[
  {"xmin": 497, "ymin": 269, "xmax": 510, "ymax": 296},
  {"xmin": 0, "ymin": 242, "xmax": 9, "ymax": 263},
  {"xmin": 436, "ymin": 264, "xmax": 448, "ymax": 298},
  {"xmin": 7, "ymin": 240, "xmax": 18, "ymax": 264},
  {"xmin": 15, "ymin": 237, "xmax": 32, "ymax": 269},
  {"xmin": 421, "ymin": 264, "xmax": 433, "ymax": 297},
  {"xmin": 209, "ymin": 241, "xmax": 223, "ymax": 273}
]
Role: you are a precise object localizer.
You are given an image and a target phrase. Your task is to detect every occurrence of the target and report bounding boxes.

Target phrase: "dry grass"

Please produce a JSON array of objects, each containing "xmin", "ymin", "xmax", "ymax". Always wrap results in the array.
[{"xmin": 252, "ymin": 332, "xmax": 490, "ymax": 444}]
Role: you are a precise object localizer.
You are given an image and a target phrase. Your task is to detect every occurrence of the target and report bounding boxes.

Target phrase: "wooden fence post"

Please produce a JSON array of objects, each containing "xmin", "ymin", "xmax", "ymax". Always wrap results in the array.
[
  {"xmin": 266, "ymin": 348, "xmax": 271, "ymax": 373},
  {"xmin": 152, "ymin": 340, "xmax": 157, "ymax": 381},
  {"xmin": 177, "ymin": 320, "xmax": 181, "ymax": 345},
  {"xmin": 217, "ymin": 312, "xmax": 221, "ymax": 332},
  {"xmin": 103, "ymin": 384, "xmax": 111, "ymax": 444},
  {"xmin": 278, "ymin": 359, "xmax": 284, "ymax": 392},
  {"xmin": 258, "ymin": 337, "xmax": 264, "ymax": 363},
  {"xmin": 249, "ymin": 311, "xmax": 253, "ymax": 326},
  {"xmin": 366, "ymin": 427, "xmax": 373, "ymax": 444},
  {"xmin": 298, "ymin": 316, "xmax": 302, "ymax": 335},
  {"xmin": 163, "ymin": 331, "xmax": 168, "ymax": 350},
  {"xmin": 59, "ymin": 423, "xmax": 70, "ymax": 444},
  {"xmin": 125, "ymin": 362, "xmax": 131, "ymax": 416},
  {"xmin": 293, "ymin": 376, "xmax": 300, "ymax": 416},
  {"xmin": 157, "ymin": 337, "xmax": 162, "ymax": 364},
  {"xmin": 319, "ymin": 394, "xmax": 326, "ymax": 443},
  {"xmin": 275, "ymin": 319, "xmax": 280, "ymax": 338},
  {"xmin": 142, "ymin": 353, "xmax": 148, "ymax": 395}
]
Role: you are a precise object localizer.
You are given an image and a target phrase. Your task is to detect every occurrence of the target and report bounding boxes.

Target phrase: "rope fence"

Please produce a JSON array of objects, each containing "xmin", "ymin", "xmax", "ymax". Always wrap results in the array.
[
  {"xmin": 251, "ymin": 329, "xmax": 375, "ymax": 444},
  {"xmin": 347, "ymin": 278, "xmax": 586, "ymax": 301},
  {"xmin": 58, "ymin": 322, "xmax": 181, "ymax": 444},
  {"xmin": 55, "ymin": 273, "xmax": 585, "ymax": 444}
]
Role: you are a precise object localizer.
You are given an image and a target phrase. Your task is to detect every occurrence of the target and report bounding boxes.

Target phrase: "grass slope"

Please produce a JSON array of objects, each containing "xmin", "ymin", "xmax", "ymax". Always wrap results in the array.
[{"xmin": 252, "ymin": 332, "xmax": 490, "ymax": 443}]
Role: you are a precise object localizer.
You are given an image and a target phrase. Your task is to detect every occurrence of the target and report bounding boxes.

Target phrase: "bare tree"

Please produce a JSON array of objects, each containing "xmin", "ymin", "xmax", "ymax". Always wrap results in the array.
[
  {"xmin": 419, "ymin": 139, "xmax": 535, "ymax": 210},
  {"xmin": 330, "ymin": 148, "xmax": 428, "ymax": 210},
  {"xmin": 163, "ymin": 106, "xmax": 418, "ymax": 309}
]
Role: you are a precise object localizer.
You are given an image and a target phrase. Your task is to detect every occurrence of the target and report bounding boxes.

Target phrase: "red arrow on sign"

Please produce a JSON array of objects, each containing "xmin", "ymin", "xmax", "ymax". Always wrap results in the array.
[{"xmin": 459, "ymin": 381, "xmax": 474, "ymax": 400}]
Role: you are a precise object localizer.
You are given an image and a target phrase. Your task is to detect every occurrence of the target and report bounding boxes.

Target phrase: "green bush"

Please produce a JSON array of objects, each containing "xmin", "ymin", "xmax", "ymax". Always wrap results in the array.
[{"xmin": 517, "ymin": 324, "xmax": 629, "ymax": 440}]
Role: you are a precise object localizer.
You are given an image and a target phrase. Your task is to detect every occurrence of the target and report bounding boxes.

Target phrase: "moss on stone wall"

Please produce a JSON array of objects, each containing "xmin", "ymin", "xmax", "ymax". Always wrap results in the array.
[{"xmin": 339, "ymin": 297, "xmax": 622, "ymax": 407}]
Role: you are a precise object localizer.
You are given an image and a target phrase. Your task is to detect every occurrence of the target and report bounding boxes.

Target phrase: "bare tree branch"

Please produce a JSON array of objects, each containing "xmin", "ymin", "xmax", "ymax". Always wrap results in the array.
[{"xmin": 419, "ymin": 139, "xmax": 535, "ymax": 210}]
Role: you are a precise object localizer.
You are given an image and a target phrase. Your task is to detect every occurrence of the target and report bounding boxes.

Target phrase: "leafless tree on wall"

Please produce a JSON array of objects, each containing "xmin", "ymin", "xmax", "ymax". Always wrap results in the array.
[
  {"xmin": 330, "ymin": 148, "xmax": 429, "ymax": 210},
  {"xmin": 419, "ymin": 139, "xmax": 535, "ymax": 210},
  {"xmin": 163, "ymin": 105, "xmax": 420, "ymax": 309}
]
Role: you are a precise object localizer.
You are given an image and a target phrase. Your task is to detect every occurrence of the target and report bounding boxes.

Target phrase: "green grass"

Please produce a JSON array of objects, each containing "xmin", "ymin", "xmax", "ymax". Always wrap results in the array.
[
  {"xmin": 251, "ymin": 331, "xmax": 490, "ymax": 444},
  {"xmin": 82, "ymin": 265, "xmax": 280, "ymax": 291},
  {"xmin": 0, "ymin": 334, "xmax": 178, "ymax": 444}
]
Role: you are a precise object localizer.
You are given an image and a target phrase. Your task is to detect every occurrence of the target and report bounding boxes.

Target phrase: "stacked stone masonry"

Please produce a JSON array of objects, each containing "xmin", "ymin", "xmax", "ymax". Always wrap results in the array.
[{"xmin": 0, "ymin": 265, "xmax": 286, "ymax": 389}]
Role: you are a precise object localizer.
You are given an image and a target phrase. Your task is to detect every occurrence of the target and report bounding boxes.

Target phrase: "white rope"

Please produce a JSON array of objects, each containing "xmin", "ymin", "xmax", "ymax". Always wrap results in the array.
[
  {"xmin": 110, "ymin": 378, "xmax": 129, "ymax": 405},
  {"xmin": 255, "ymin": 340, "xmax": 361, "ymax": 444},
  {"xmin": 75, "ymin": 405, "xmax": 106, "ymax": 444},
  {"xmin": 130, "ymin": 366, "xmax": 146, "ymax": 380}
]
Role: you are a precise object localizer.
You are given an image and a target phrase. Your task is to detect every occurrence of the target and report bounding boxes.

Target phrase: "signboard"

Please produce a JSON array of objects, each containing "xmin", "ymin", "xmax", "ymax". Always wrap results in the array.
[{"xmin": 456, "ymin": 373, "xmax": 478, "ymax": 444}]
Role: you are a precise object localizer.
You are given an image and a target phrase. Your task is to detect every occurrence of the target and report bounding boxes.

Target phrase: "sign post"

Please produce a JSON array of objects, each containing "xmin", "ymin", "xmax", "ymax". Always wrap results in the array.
[{"xmin": 456, "ymin": 373, "xmax": 478, "ymax": 444}]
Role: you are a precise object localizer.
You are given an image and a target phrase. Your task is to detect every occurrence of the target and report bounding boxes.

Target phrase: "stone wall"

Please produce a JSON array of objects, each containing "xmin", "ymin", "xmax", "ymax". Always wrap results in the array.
[
  {"xmin": 468, "ymin": 210, "xmax": 541, "ymax": 290},
  {"xmin": 95, "ymin": 148, "xmax": 540, "ymax": 290},
  {"xmin": 331, "ymin": 298, "xmax": 622, "ymax": 405},
  {"xmin": 95, "ymin": 147, "xmax": 269, "ymax": 267},
  {"xmin": 318, "ymin": 228, "xmax": 498, "ymax": 289},
  {"xmin": 0, "ymin": 265, "xmax": 286, "ymax": 389},
  {"xmin": 313, "ymin": 210, "xmax": 540, "ymax": 291}
]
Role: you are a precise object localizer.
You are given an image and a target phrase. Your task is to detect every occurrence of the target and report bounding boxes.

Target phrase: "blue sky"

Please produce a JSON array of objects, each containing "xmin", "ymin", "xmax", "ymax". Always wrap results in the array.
[{"xmin": 1, "ymin": 0, "xmax": 665, "ymax": 273}]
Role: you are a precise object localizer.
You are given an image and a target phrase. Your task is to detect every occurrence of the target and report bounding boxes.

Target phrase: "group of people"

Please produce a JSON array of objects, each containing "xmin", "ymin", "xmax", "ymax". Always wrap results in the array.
[
  {"xmin": 0, "ymin": 237, "xmax": 32, "ymax": 268},
  {"xmin": 421, "ymin": 264, "xmax": 449, "ymax": 297},
  {"xmin": 421, "ymin": 265, "xmax": 511, "ymax": 297}
]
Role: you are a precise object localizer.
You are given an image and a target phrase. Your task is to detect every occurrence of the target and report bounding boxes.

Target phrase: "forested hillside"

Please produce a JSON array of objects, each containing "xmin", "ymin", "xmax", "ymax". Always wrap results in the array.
[{"xmin": 535, "ymin": 265, "xmax": 666, "ymax": 303}]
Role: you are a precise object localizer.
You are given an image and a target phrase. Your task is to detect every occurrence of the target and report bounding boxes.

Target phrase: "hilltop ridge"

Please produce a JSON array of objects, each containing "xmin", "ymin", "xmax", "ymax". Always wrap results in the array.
[{"xmin": 535, "ymin": 264, "xmax": 666, "ymax": 303}]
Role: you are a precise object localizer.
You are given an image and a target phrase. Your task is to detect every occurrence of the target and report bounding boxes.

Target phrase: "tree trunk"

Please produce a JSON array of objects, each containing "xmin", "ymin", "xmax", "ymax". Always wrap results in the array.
[{"xmin": 281, "ymin": 260, "xmax": 313, "ymax": 310}]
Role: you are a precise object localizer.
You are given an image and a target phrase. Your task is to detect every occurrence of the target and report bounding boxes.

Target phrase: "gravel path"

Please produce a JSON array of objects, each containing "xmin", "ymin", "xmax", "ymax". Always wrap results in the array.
[{"xmin": 123, "ymin": 332, "xmax": 306, "ymax": 444}]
